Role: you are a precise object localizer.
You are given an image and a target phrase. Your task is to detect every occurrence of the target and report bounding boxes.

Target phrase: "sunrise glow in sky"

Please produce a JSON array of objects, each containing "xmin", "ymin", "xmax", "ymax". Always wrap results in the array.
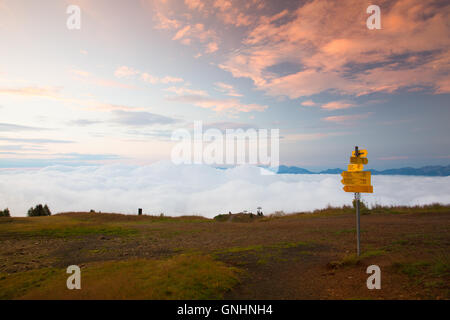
[{"xmin": 1, "ymin": 0, "xmax": 449, "ymax": 170}]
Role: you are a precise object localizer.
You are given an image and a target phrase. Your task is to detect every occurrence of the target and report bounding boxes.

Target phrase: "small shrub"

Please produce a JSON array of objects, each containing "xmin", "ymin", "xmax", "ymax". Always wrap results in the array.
[
  {"xmin": 0, "ymin": 208, "xmax": 10, "ymax": 217},
  {"xmin": 27, "ymin": 204, "xmax": 52, "ymax": 217},
  {"xmin": 352, "ymin": 199, "xmax": 370, "ymax": 215},
  {"xmin": 272, "ymin": 211, "xmax": 285, "ymax": 217}
]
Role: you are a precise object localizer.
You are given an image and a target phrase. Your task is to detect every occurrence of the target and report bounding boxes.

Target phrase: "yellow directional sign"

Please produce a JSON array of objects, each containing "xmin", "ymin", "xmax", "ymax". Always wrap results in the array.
[
  {"xmin": 350, "ymin": 156, "xmax": 368, "ymax": 165},
  {"xmin": 343, "ymin": 185, "xmax": 373, "ymax": 193},
  {"xmin": 345, "ymin": 147, "xmax": 373, "ymax": 256},
  {"xmin": 348, "ymin": 164, "xmax": 364, "ymax": 172},
  {"xmin": 352, "ymin": 149, "xmax": 367, "ymax": 157},
  {"xmin": 343, "ymin": 147, "xmax": 373, "ymax": 194},
  {"xmin": 341, "ymin": 171, "xmax": 371, "ymax": 185},
  {"xmin": 341, "ymin": 177, "xmax": 371, "ymax": 186},
  {"xmin": 341, "ymin": 171, "xmax": 371, "ymax": 178}
]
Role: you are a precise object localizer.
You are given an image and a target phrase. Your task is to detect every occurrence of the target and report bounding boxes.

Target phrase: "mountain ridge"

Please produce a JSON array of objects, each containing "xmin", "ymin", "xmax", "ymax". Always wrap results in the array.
[{"xmin": 276, "ymin": 165, "xmax": 450, "ymax": 176}]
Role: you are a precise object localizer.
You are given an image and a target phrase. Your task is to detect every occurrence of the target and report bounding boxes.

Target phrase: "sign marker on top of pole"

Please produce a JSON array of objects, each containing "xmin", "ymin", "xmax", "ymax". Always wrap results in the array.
[{"xmin": 341, "ymin": 146, "xmax": 374, "ymax": 256}]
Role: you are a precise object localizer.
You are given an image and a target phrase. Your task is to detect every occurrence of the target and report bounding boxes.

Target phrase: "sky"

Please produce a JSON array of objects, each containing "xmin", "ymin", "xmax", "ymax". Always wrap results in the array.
[{"xmin": 0, "ymin": 0, "xmax": 449, "ymax": 170}]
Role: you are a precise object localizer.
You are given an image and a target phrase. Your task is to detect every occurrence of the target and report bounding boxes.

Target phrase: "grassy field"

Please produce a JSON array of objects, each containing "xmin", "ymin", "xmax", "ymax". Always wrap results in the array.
[{"xmin": 0, "ymin": 204, "xmax": 449, "ymax": 299}]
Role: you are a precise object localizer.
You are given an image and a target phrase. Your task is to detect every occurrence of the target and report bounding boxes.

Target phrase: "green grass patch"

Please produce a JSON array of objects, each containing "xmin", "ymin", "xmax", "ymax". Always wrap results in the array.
[
  {"xmin": 391, "ymin": 239, "xmax": 410, "ymax": 246},
  {"xmin": 268, "ymin": 241, "xmax": 309, "ymax": 249},
  {"xmin": 0, "ymin": 215, "xmax": 138, "ymax": 238},
  {"xmin": 28, "ymin": 226, "xmax": 137, "ymax": 238},
  {"xmin": 370, "ymin": 203, "xmax": 450, "ymax": 215},
  {"xmin": 2, "ymin": 254, "xmax": 241, "ymax": 300},
  {"xmin": 329, "ymin": 249, "xmax": 386, "ymax": 268},
  {"xmin": 392, "ymin": 255, "xmax": 450, "ymax": 279},
  {"xmin": 264, "ymin": 203, "xmax": 450, "ymax": 220},
  {"xmin": 392, "ymin": 261, "xmax": 431, "ymax": 277},
  {"xmin": 431, "ymin": 258, "xmax": 450, "ymax": 277},
  {"xmin": 217, "ymin": 241, "xmax": 309, "ymax": 255},
  {"xmin": 156, "ymin": 229, "xmax": 203, "ymax": 239},
  {"xmin": 6, "ymin": 225, "xmax": 137, "ymax": 238},
  {"xmin": 222, "ymin": 245, "xmax": 264, "ymax": 254},
  {"xmin": 0, "ymin": 268, "xmax": 60, "ymax": 299},
  {"xmin": 0, "ymin": 213, "xmax": 212, "ymax": 239}
]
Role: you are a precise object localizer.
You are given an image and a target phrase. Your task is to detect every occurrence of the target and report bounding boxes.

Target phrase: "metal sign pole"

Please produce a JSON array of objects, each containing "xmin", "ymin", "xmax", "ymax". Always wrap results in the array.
[
  {"xmin": 354, "ymin": 145, "xmax": 361, "ymax": 256},
  {"xmin": 343, "ymin": 146, "xmax": 371, "ymax": 256},
  {"xmin": 355, "ymin": 192, "xmax": 361, "ymax": 256}
]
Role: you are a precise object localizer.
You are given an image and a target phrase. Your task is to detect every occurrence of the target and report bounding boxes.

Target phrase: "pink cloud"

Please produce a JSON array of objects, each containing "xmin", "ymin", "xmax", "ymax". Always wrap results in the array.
[
  {"xmin": 193, "ymin": 97, "xmax": 268, "ymax": 113},
  {"xmin": 164, "ymin": 86, "xmax": 208, "ymax": 96},
  {"xmin": 205, "ymin": 41, "xmax": 219, "ymax": 54},
  {"xmin": 149, "ymin": 0, "xmax": 449, "ymax": 98},
  {"xmin": 218, "ymin": 0, "xmax": 450, "ymax": 98},
  {"xmin": 141, "ymin": 72, "xmax": 159, "ymax": 84},
  {"xmin": 300, "ymin": 99, "xmax": 355, "ymax": 110},
  {"xmin": 167, "ymin": 92, "xmax": 268, "ymax": 113},
  {"xmin": 321, "ymin": 101, "xmax": 355, "ymax": 110},
  {"xmin": 323, "ymin": 113, "xmax": 372, "ymax": 123},
  {"xmin": 69, "ymin": 69, "xmax": 91, "ymax": 77},
  {"xmin": 114, "ymin": 66, "xmax": 140, "ymax": 78},
  {"xmin": 0, "ymin": 85, "xmax": 143, "ymax": 113},
  {"xmin": 213, "ymin": 0, "xmax": 254, "ymax": 27},
  {"xmin": 184, "ymin": 0, "xmax": 205, "ymax": 11},
  {"xmin": 214, "ymin": 82, "xmax": 242, "ymax": 97},
  {"xmin": 0, "ymin": 86, "xmax": 62, "ymax": 99},
  {"xmin": 113, "ymin": 66, "xmax": 184, "ymax": 85},
  {"xmin": 161, "ymin": 76, "xmax": 184, "ymax": 84},
  {"xmin": 150, "ymin": 0, "xmax": 265, "ymax": 55},
  {"xmin": 90, "ymin": 79, "xmax": 135, "ymax": 89},
  {"xmin": 172, "ymin": 25, "xmax": 191, "ymax": 41},
  {"xmin": 141, "ymin": 73, "xmax": 184, "ymax": 84},
  {"xmin": 68, "ymin": 67, "xmax": 135, "ymax": 89},
  {"xmin": 154, "ymin": 11, "xmax": 181, "ymax": 30},
  {"xmin": 301, "ymin": 100, "xmax": 317, "ymax": 107},
  {"xmin": 86, "ymin": 102, "xmax": 145, "ymax": 112}
]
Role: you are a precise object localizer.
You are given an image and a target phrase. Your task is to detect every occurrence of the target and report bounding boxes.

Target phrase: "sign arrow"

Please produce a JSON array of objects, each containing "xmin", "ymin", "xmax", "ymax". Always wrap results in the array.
[
  {"xmin": 343, "ymin": 185, "xmax": 373, "ymax": 193},
  {"xmin": 352, "ymin": 149, "xmax": 368, "ymax": 157}
]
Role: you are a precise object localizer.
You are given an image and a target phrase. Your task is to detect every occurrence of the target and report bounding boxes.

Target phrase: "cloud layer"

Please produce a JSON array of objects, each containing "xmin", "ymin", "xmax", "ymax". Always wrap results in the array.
[{"xmin": 1, "ymin": 162, "xmax": 449, "ymax": 217}]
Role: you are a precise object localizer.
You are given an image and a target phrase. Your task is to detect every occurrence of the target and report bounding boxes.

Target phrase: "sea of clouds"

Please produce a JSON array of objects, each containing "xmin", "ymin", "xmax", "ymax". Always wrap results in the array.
[{"xmin": 1, "ymin": 162, "xmax": 449, "ymax": 217}]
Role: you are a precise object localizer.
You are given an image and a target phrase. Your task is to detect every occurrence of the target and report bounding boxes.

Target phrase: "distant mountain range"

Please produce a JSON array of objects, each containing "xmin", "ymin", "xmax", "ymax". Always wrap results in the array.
[{"xmin": 276, "ymin": 165, "xmax": 450, "ymax": 176}]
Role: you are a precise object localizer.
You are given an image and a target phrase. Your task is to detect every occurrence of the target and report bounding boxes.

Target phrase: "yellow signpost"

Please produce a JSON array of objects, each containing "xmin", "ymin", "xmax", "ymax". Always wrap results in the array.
[
  {"xmin": 341, "ymin": 146, "xmax": 374, "ymax": 256},
  {"xmin": 350, "ymin": 156, "xmax": 368, "ymax": 165},
  {"xmin": 342, "ymin": 150, "xmax": 373, "ymax": 193},
  {"xmin": 348, "ymin": 164, "xmax": 364, "ymax": 172},
  {"xmin": 343, "ymin": 185, "xmax": 374, "ymax": 193},
  {"xmin": 341, "ymin": 177, "xmax": 371, "ymax": 186},
  {"xmin": 341, "ymin": 171, "xmax": 371, "ymax": 185},
  {"xmin": 341, "ymin": 171, "xmax": 371, "ymax": 178}
]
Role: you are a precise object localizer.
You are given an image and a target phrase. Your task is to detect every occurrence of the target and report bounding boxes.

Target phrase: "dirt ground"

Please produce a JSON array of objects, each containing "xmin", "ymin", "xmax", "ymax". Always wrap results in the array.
[{"xmin": 0, "ymin": 207, "xmax": 449, "ymax": 299}]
